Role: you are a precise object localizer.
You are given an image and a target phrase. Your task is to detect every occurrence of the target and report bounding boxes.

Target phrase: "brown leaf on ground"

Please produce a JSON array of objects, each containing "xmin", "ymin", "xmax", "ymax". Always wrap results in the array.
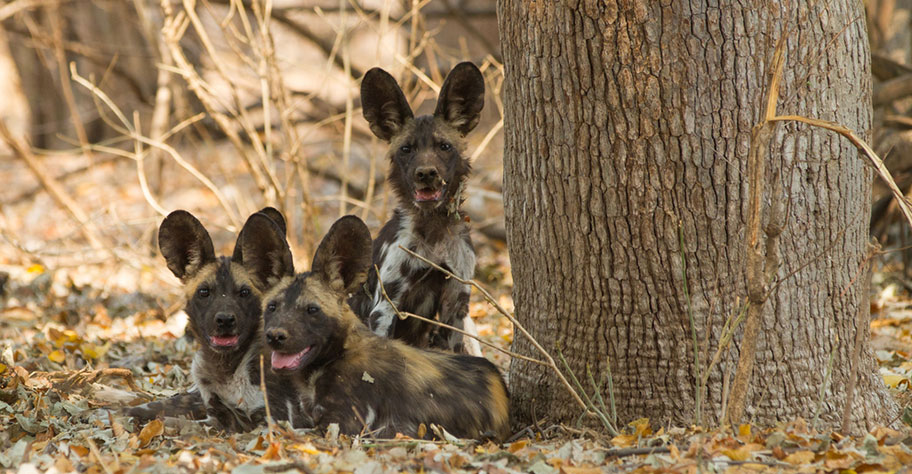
[
  {"xmin": 138, "ymin": 419, "xmax": 164, "ymax": 448},
  {"xmin": 783, "ymin": 450, "xmax": 816, "ymax": 465}
]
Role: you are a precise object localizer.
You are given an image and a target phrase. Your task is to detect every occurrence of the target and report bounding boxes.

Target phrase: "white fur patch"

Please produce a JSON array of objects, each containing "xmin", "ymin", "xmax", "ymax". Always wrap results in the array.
[
  {"xmin": 462, "ymin": 316, "xmax": 482, "ymax": 356},
  {"xmin": 369, "ymin": 213, "xmax": 476, "ymax": 339},
  {"xmin": 192, "ymin": 348, "xmax": 264, "ymax": 419}
]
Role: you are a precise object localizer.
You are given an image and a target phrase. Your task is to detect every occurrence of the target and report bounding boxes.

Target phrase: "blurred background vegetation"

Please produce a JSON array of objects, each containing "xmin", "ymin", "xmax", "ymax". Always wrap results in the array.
[{"xmin": 0, "ymin": 0, "xmax": 505, "ymax": 298}]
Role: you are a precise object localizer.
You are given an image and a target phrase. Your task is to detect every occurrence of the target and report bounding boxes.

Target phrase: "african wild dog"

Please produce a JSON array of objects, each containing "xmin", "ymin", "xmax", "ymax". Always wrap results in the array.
[
  {"xmin": 350, "ymin": 62, "xmax": 485, "ymax": 353},
  {"xmin": 128, "ymin": 208, "xmax": 308, "ymax": 431},
  {"xmin": 260, "ymin": 215, "xmax": 510, "ymax": 440}
]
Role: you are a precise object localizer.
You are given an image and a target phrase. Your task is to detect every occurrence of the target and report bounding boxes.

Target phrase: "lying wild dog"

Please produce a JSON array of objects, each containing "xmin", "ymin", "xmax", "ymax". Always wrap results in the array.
[
  {"xmin": 350, "ymin": 62, "xmax": 485, "ymax": 353},
  {"xmin": 128, "ymin": 208, "xmax": 306, "ymax": 431},
  {"xmin": 260, "ymin": 215, "xmax": 510, "ymax": 440}
]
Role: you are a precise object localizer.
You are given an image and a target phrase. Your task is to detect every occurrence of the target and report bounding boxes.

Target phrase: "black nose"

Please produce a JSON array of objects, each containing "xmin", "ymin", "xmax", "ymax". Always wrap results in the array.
[
  {"xmin": 265, "ymin": 328, "xmax": 288, "ymax": 347},
  {"xmin": 415, "ymin": 166, "xmax": 438, "ymax": 183},
  {"xmin": 215, "ymin": 313, "xmax": 236, "ymax": 329}
]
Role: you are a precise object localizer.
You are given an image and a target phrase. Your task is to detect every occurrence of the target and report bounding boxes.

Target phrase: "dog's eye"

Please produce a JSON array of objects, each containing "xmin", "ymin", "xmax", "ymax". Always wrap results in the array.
[
  {"xmin": 306, "ymin": 304, "xmax": 320, "ymax": 315},
  {"xmin": 399, "ymin": 144, "xmax": 412, "ymax": 154},
  {"xmin": 267, "ymin": 301, "xmax": 277, "ymax": 312},
  {"xmin": 438, "ymin": 142, "xmax": 451, "ymax": 151},
  {"xmin": 197, "ymin": 288, "xmax": 210, "ymax": 298},
  {"xmin": 239, "ymin": 287, "xmax": 251, "ymax": 298}
]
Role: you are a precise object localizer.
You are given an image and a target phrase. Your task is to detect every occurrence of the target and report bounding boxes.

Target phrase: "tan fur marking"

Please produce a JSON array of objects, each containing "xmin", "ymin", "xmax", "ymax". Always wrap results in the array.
[
  {"xmin": 229, "ymin": 262, "xmax": 264, "ymax": 295},
  {"xmin": 387, "ymin": 121, "xmax": 417, "ymax": 152},
  {"xmin": 263, "ymin": 276, "xmax": 294, "ymax": 307},
  {"xmin": 431, "ymin": 117, "xmax": 468, "ymax": 152},
  {"xmin": 487, "ymin": 370, "xmax": 510, "ymax": 435},
  {"xmin": 183, "ymin": 263, "xmax": 217, "ymax": 298}
]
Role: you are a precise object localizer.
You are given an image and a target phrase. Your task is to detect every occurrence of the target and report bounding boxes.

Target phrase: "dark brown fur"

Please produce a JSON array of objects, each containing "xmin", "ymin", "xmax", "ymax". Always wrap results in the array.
[
  {"xmin": 262, "ymin": 216, "xmax": 510, "ymax": 440},
  {"xmin": 128, "ymin": 208, "xmax": 309, "ymax": 431},
  {"xmin": 351, "ymin": 62, "xmax": 485, "ymax": 353}
]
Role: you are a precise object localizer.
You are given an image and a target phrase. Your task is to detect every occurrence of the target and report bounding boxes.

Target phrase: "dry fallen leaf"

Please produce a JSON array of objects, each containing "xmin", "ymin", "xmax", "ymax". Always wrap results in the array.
[
  {"xmin": 721, "ymin": 443, "xmax": 764, "ymax": 462},
  {"xmin": 784, "ymin": 450, "xmax": 816, "ymax": 465},
  {"xmin": 738, "ymin": 423, "xmax": 751, "ymax": 439},
  {"xmin": 138, "ymin": 419, "xmax": 164, "ymax": 448},
  {"xmin": 560, "ymin": 468, "xmax": 603, "ymax": 474},
  {"xmin": 509, "ymin": 439, "xmax": 529, "ymax": 453},
  {"xmin": 610, "ymin": 433, "xmax": 638, "ymax": 448},
  {"xmin": 48, "ymin": 350, "xmax": 65, "ymax": 363},
  {"xmin": 261, "ymin": 442, "xmax": 282, "ymax": 460}
]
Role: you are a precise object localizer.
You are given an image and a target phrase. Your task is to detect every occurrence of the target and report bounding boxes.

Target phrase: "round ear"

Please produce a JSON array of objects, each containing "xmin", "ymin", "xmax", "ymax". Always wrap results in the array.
[
  {"xmin": 434, "ymin": 62, "xmax": 485, "ymax": 136},
  {"xmin": 255, "ymin": 206, "xmax": 287, "ymax": 237},
  {"xmin": 360, "ymin": 67, "xmax": 414, "ymax": 141},
  {"xmin": 233, "ymin": 213, "xmax": 294, "ymax": 290},
  {"xmin": 158, "ymin": 210, "xmax": 216, "ymax": 282},
  {"xmin": 311, "ymin": 215, "xmax": 372, "ymax": 294}
]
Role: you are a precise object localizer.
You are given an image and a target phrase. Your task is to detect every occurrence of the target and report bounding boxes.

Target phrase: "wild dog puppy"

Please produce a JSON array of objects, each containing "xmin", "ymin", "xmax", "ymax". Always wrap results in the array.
[
  {"xmin": 351, "ymin": 62, "xmax": 485, "ymax": 353},
  {"xmin": 262, "ymin": 215, "xmax": 510, "ymax": 440},
  {"xmin": 129, "ymin": 208, "xmax": 305, "ymax": 431}
]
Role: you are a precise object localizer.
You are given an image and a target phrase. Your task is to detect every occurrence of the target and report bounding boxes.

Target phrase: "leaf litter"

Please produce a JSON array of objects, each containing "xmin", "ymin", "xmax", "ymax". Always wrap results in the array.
[{"xmin": 3, "ymin": 259, "xmax": 912, "ymax": 472}]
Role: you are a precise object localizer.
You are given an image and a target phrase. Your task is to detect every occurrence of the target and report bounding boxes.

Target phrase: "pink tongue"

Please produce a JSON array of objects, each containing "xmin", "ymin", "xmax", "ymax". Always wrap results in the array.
[
  {"xmin": 210, "ymin": 335, "xmax": 239, "ymax": 346},
  {"xmin": 271, "ymin": 347, "xmax": 310, "ymax": 369},
  {"xmin": 415, "ymin": 189, "xmax": 441, "ymax": 201}
]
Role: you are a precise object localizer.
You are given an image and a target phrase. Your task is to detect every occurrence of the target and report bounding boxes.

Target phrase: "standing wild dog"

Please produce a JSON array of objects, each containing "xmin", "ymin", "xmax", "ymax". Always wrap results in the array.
[
  {"xmin": 128, "ymin": 208, "xmax": 306, "ymax": 431},
  {"xmin": 351, "ymin": 62, "xmax": 485, "ymax": 353},
  {"xmin": 261, "ymin": 215, "xmax": 510, "ymax": 440}
]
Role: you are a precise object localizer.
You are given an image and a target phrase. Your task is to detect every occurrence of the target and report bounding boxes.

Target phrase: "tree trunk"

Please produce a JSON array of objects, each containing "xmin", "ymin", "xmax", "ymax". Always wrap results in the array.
[{"xmin": 499, "ymin": 0, "xmax": 898, "ymax": 431}]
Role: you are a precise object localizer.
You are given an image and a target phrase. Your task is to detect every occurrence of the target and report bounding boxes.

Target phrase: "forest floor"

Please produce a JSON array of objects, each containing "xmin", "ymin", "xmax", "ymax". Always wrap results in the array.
[{"xmin": 4, "ymin": 249, "xmax": 912, "ymax": 474}]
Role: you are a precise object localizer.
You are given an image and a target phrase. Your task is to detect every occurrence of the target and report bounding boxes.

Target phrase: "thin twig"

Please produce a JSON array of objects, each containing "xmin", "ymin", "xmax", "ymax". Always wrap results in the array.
[
  {"xmin": 259, "ymin": 354, "xmax": 276, "ymax": 445},
  {"xmin": 82, "ymin": 433, "xmax": 114, "ymax": 474},
  {"xmin": 48, "ymin": 4, "xmax": 93, "ymax": 162},
  {"xmin": 724, "ymin": 35, "xmax": 787, "ymax": 428},
  {"xmin": 69, "ymin": 64, "xmax": 241, "ymax": 227},
  {"xmin": 397, "ymin": 245, "xmax": 592, "ymax": 419},
  {"xmin": 374, "ymin": 265, "xmax": 547, "ymax": 366}
]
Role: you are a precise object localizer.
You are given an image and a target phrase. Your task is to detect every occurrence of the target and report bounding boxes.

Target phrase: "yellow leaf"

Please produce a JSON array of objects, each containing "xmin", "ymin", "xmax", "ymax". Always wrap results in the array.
[
  {"xmin": 509, "ymin": 439, "xmax": 529, "ymax": 453},
  {"xmin": 629, "ymin": 417, "xmax": 652, "ymax": 437},
  {"xmin": 288, "ymin": 443, "xmax": 321, "ymax": 455},
  {"xmin": 783, "ymin": 450, "xmax": 816, "ymax": 465},
  {"xmin": 882, "ymin": 373, "xmax": 907, "ymax": 388},
  {"xmin": 48, "ymin": 350, "xmax": 65, "ymax": 363},
  {"xmin": 0, "ymin": 363, "xmax": 6, "ymax": 374},
  {"xmin": 80, "ymin": 342, "xmax": 109, "ymax": 360},
  {"xmin": 138, "ymin": 419, "xmax": 164, "ymax": 448},
  {"xmin": 721, "ymin": 443, "xmax": 764, "ymax": 462},
  {"xmin": 27, "ymin": 264, "xmax": 44, "ymax": 274},
  {"xmin": 739, "ymin": 423, "xmax": 751, "ymax": 438},
  {"xmin": 611, "ymin": 433, "xmax": 638, "ymax": 448}
]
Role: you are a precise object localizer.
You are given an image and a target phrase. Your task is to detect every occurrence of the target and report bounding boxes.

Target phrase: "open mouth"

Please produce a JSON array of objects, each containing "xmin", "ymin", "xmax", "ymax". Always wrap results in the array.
[
  {"xmin": 271, "ymin": 345, "xmax": 314, "ymax": 370},
  {"xmin": 209, "ymin": 335, "xmax": 240, "ymax": 347},
  {"xmin": 414, "ymin": 187, "xmax": 443, "ymax": 202}
]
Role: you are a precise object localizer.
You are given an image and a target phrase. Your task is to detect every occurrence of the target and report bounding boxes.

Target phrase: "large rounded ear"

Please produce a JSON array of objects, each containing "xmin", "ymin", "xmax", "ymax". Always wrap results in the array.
[
  {"xmin": 311, "ymin": 215, "xmax": 372, "ymax": 295},
  {"xmin": 360, "ymin": 67, "xmax": 414, "ymax": 141},
  {"xmin": 158, "ymin": 210, "xmax": 217, "ymax": 282},
  {"xmin": 434, "ymin": 62, "xmax": 485, "ymax": 136},
  {"xmin": 255, "ymin": 206, "xmax": 287, "ymax": 236},
  {"xmin": 233, "ymin": 213, "xmax": 294, "ymax": 290},
  {"xmin": 232, "ymin": 207, "xmax": 287, "ymax": 262}
]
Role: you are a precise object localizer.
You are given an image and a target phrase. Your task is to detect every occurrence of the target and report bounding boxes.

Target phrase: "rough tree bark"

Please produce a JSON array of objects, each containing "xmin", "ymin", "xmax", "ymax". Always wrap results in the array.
[{"xmin": 499, "ymin": 0, "xmax": 898, "ymax": 430}]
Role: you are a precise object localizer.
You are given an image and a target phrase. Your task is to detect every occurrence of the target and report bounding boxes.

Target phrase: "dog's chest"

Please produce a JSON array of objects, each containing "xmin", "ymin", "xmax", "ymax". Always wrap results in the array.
[
  {"xmin": 377, "ymin": 216, "xmax": 474, "ymax": 284},
  {"xmin": 192, "ymin": 350, "xmax": 264, "ymax": 415}
]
